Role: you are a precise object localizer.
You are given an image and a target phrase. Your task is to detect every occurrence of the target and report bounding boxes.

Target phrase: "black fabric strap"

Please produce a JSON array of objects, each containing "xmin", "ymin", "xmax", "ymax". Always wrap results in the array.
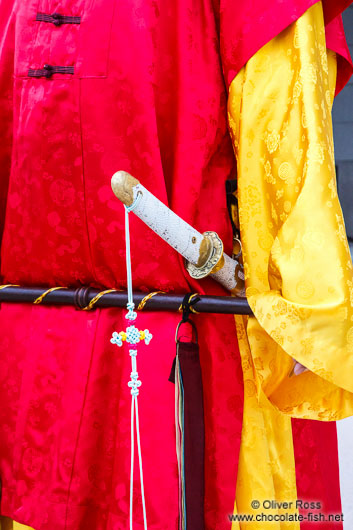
[
  {"xmin": 177, "ymin": 341, "xmax": 205, "ymax": 530},
  {"xmin": 36, "ymin": 12, "xmax": 81, "ymax": 26},
  {"xmin": 28, "ymin": 65, "xmax": 74, "ymax": 78},
  {"xmin": 181, "ymin": 293, "xmax": 201, "ymax": 322},
  {"xmin": 225, "ymin": 177, "xmax": 240, "ymax": 240}
]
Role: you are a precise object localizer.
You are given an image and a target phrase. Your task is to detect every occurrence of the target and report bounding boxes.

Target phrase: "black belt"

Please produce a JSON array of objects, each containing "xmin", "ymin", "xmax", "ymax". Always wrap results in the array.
[{"xmin": 0, "ymin": 286, "xmax": 252, "ymax": 314}]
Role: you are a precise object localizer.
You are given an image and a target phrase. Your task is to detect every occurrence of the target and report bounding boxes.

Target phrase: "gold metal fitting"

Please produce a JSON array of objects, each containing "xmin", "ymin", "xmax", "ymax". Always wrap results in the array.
[{"xmin": 185, "ymin": 231, "xmax": 224, "ymax": 280}]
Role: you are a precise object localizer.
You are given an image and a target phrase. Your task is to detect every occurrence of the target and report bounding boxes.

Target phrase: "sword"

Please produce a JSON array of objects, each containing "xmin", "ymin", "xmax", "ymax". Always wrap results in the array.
[{"xmin": 111, "ymin": 171, "xmax": 245, "ymax": 297}]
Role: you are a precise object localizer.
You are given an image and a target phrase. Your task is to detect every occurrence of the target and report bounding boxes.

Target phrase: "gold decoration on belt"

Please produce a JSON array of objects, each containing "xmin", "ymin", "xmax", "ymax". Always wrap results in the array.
[
  {"xmin": 34, "ymin": 286, "xmax": 67, "ymax": 304},
  {"xmin": 82, "ymin": 289, "xmax": 119, "ymax": 311},
  {"xmin": 137, "ymin": 291, "xmax": 166, "ymax": 310}
]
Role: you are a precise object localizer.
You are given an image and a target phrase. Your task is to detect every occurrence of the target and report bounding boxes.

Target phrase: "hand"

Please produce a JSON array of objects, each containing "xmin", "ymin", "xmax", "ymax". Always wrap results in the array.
[{"xmin": 290, "ymin": 360, "xmax": 308, "ymax": 377}]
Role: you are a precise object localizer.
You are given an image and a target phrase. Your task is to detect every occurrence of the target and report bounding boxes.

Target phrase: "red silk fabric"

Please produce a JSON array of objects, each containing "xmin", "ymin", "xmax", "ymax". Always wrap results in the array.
[
  {"xmin": 0, "ymin": 1, "xmax": 351, "ymax": 528},
  {"xmin": 292, "ymin": 419, "xmax": 343, "ymax": 529},
  {"xmin": 0, "ymin": 1, "xmax": 242, "ymax": 527},
  {"xmin": 217, "ymin": 0, "xmax": 352, "ymax": 93},
  {"xmin": 0, "ymin": 304, "xmax": 243, "ymax": 529}
]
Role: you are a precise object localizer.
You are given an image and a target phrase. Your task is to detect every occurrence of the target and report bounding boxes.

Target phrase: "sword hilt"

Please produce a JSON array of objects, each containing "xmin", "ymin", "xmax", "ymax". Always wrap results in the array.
[
  {"xmin": 111, "ymin": 171, "xmax": 139, "ymax": 207},
  {"xmin": 111, "ymin": 171, "xmax": 213, "ymax": 269},
  {"xmin": 111, "ymin": 171, "xmax": 245, "ymax": 296}
]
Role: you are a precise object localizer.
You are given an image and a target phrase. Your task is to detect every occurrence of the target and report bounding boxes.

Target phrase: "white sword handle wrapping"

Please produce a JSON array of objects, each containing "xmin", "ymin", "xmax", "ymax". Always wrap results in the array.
[
  {"xmin": 131, "ymin": 183, "xmax": 205, "ymax": 265},
  {"xmin": 111, "ymin": 171, "xmax": 245, "ymax": 296}
]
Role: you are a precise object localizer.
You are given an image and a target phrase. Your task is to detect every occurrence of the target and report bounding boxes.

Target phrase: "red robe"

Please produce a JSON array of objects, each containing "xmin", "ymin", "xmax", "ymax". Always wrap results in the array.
[{"xmin": 0, "ymin": 0, "xmax": 351, "ymax": 528}]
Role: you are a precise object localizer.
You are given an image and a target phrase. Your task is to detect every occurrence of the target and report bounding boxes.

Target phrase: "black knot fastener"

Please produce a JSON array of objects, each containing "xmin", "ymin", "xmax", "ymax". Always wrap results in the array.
[
  {"xmin": 51, "ymin": 12, "xmax": 63, "ymax": 26},
  {"xmin": 43, "ymin": 64, "xmax": 54, "ymax": 78},
  {"xmin": 28, "ymin": 65, "xmax": 75, "ymax": 79},
  {"xmin": 36, "ymin": 12, "xmax": 81, "ymax": 26}
]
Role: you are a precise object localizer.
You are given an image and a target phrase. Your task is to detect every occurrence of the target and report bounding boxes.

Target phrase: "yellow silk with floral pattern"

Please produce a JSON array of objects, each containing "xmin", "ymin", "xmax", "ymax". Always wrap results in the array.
[
  {"xmin": 232, "ymin": 317, "xmax": 299, "ymax": 529},
  {"xmin": 230, "ymin": 3, "xmax": 353, "ymax": 527},
  {"xmin": 229, "ymin": 1, "xmax": 353, "ymax": 422}
]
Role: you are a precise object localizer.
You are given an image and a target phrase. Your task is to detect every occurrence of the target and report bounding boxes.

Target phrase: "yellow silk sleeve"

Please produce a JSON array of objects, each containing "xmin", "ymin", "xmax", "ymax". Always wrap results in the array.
[
  {"xmin": 228, "ymin": 1, "xmax": 353, "ymax": 420},
  {"xmin": 0, "ymin": 517, "xmax": 34, "ymax": 530}
]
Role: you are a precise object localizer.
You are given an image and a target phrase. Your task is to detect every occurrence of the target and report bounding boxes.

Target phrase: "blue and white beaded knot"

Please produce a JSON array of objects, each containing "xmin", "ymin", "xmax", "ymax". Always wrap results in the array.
[
  {"xmin": 110, "ymin": 326, "xmax": 153, "ymax": 347},
  {"xmin": 128, "ymin": 350, "xmax": 142, "ymax": 397},
  {"xmin": 109, "ymin": 200, "xmax": 149, "ymax": 530},
  {"xmin": 126, "ymin": 301, "xmax": 137, "ymax": 321}
]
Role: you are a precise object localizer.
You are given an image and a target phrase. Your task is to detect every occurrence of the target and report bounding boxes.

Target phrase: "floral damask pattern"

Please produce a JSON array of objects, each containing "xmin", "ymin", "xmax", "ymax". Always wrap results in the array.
[{"xmin": 0, "ymin": 0, "xmax": 351, "ymax": 529}]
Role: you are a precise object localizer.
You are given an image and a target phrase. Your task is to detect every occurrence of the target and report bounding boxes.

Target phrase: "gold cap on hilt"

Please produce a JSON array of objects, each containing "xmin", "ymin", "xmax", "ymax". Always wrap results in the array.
[{"xmin": 111, "ymin": 171, "xmax": 140, "ymax": 207}]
